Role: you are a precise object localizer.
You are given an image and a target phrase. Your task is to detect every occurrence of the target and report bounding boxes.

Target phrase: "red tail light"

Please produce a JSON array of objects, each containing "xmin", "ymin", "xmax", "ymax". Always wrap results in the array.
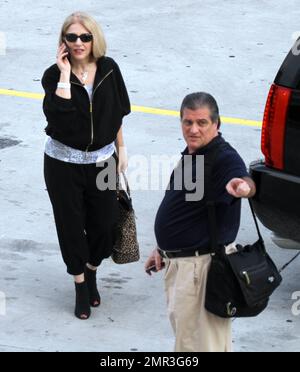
[{"xmin": 261, "ymin": 84, "xmax": 292, "ymax": 170}]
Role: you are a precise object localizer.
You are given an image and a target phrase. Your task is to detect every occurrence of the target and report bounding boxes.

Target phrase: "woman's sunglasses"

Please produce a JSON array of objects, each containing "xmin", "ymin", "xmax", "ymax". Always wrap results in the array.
[{"xmin": 65, "ymin": 33, "xmax": 93, "ymax": 43}]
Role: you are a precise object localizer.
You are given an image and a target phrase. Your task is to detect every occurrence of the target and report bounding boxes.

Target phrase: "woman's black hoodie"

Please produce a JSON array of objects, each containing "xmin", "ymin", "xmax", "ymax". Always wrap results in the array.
[{"xmin": 42, "ymin": 56, "xmax": 131, "ymax": 152}]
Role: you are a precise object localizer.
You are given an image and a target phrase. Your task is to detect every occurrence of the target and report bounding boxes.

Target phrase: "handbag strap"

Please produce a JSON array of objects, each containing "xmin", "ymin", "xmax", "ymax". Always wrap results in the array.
[
  {"xmin": 204, "ymin": 147, "xmax": 220, "ymax": 253},
  {"xmin": 204, "ymin": 144, "xmax": 264, "ymax": 253},
  {"xmin": 248, "ymin": 198, "xmax": 264, "ymax": 243},
  {"xmin": 116, "ymin": 171, "xmax": 131, "ymax": 198}
]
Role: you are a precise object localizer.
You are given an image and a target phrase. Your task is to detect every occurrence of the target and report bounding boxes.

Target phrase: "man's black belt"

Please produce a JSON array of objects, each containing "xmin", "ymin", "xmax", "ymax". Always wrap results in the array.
[{"xmin": 158, "ymin": 246, "xmax": 212, "ymax": 259}]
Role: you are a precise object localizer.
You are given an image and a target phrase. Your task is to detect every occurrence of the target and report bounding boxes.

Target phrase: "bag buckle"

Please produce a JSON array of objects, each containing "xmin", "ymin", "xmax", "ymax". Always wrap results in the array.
[
  {"xmin": 242, "ymin": 271, "xmax": 251, "ymax": 286},
  {"xmin": 226, "ymin": 302, "xmax": 237, "ymax": 317}
]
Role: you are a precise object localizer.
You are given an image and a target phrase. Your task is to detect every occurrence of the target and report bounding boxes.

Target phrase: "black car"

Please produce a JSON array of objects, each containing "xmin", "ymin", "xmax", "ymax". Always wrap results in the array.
[{"xmin": 250, "ymin": 40, "xmax": 300, "ymax": 250}]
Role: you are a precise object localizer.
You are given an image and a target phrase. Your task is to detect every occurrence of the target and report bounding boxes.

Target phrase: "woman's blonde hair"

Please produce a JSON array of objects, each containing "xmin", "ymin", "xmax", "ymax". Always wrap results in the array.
[{"xmin": 59, "ymin": 12, "xmax": 107, "ymax": 60}]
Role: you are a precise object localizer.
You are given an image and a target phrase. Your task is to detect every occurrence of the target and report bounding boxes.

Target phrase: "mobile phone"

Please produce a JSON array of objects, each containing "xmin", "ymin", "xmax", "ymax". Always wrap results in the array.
[
  {"xmin": 63, "ymin": 43, "xmax": 70, "ymax": 59},
  {"xmin": 146, "ymin": 262, "xmax": 165, "ymax": 275}
]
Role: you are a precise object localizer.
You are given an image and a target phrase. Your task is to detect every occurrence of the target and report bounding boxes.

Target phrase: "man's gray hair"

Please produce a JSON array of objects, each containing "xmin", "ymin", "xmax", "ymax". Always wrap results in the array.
[{"xmin": 180, "ymin": 92, "xmax": 221, "ymax": 129}]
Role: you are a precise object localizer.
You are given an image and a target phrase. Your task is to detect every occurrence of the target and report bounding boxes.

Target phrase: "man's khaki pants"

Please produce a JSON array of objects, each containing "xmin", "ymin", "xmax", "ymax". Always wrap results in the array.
[{"xmin": 164, "ymin": 254, "xmax": 232, "ymax": 352}]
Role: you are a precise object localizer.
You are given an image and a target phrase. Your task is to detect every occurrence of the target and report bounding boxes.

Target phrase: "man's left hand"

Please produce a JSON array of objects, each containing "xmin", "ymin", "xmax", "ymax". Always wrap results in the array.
[{"xmin": 226, "ymin": 178, "xmax": 251, "ymax": 198}]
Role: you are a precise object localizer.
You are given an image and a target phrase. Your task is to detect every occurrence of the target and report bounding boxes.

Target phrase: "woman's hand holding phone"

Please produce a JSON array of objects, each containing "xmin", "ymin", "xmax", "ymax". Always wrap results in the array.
[
  {"xmin": 56, "ymin": 43, "xmax": 71, "ymax": 99},
  {"xmin": 56, "ymin": 43, "xmax": 71, "ymax": 76}
]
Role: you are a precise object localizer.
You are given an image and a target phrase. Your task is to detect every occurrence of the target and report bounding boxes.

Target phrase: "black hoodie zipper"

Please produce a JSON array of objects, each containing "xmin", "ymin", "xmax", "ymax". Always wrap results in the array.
[{"xmin": 70, "ymin": 69, "xmax": 114, "ymax": 152}]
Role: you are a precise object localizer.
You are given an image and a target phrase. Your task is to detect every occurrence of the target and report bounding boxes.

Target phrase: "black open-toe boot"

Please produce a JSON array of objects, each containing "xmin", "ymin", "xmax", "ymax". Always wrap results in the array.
[
  {"xmin": 74, "ymin": 281, "xmax": 91, "ymax": 320},
  {"xmin": 85, "ymin": 266, "xmax": 101, "ymax": 307}
]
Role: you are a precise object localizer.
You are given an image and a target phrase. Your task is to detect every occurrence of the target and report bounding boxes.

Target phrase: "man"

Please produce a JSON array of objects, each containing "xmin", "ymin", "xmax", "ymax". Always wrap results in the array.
[{"xmin": 145, "ymin": 92, "xmax": 256, "ymax": 352}]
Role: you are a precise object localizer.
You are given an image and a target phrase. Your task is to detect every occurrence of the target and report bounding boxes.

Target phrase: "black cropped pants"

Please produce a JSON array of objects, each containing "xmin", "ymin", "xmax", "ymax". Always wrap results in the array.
[{"xmin": 44, "ymin": 154, "xmax": 119, "ymax": 276}]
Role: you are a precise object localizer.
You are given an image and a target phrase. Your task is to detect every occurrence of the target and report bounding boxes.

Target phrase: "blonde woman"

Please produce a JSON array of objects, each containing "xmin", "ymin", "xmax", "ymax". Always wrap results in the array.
[{"xmin": 42, "ymin": 12, "xmax": 130, "ymax": 320}]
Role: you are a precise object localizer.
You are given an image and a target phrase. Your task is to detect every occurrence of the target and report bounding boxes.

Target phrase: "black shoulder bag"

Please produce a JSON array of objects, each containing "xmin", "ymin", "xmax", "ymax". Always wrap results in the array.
[{"xmin": 204, "ymin": 147, "xmax": 282, "ymax": 318}]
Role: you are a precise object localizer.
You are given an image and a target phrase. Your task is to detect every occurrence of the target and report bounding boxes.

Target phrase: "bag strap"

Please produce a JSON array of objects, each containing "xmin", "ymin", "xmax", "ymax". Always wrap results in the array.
[
  {"xmin": 205, "ymin": 144, "xmax": 264, "ymax": 253},
  {"xmin": 204, "ymin": 147, "xmax": 220, "ymax": 253},
  {"xmin": 248, "ymin": 199, "xmax": 264, "ymax": 243},
  {"xmin": 116, "ymin": 171, "xmax": 131, "ymax": 198}
]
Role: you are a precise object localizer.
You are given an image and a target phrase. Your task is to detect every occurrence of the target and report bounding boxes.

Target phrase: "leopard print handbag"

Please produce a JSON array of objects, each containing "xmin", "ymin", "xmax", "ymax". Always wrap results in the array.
[{"xmin": 111, "ymin": 173, "xmax": 140, "ymax": 264}]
